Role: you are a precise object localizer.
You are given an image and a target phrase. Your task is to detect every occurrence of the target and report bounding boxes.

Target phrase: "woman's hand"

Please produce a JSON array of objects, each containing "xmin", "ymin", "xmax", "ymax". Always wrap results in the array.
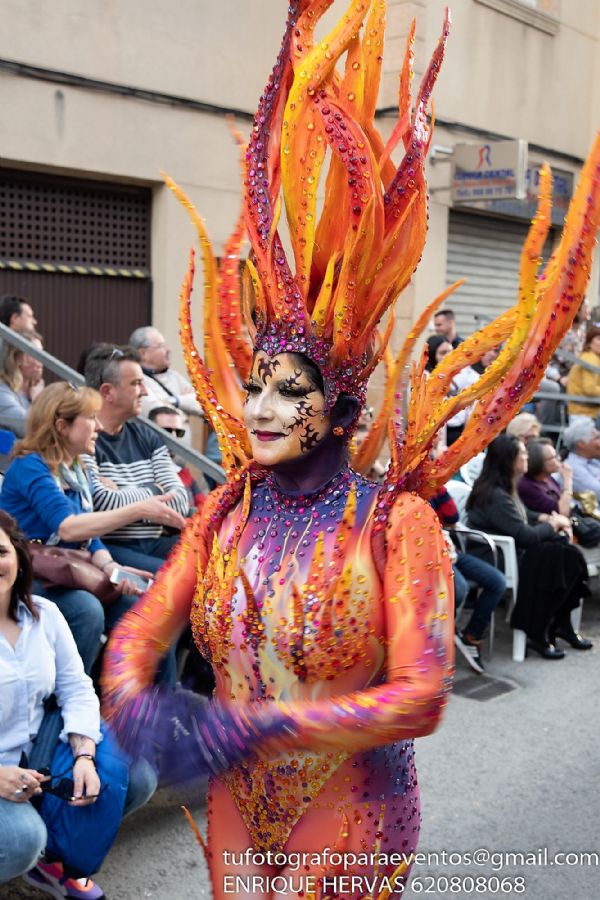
[
  {"xmin": 0, "ymin": 765, "xmax": 46, "ymax": 802},
  {"xmin": 551, "ymin": 512, "xmax": 572, "ymax": 531},
  {"xmin": 100, "ymin": 561, "xmax": 152, "ymax": 596},
  {"xmin": 136, "ymin": 494, "xmax": 187, "ymax": 530},
  {"xmin": 29, "ymin": 379, "xmax": 46, "ymax": 402},
  {"xmin": 70, "ymin": 757, "xmax": 101, "ymax": 806},
  {"xmin": 120, "ymin": 565, "xmax": 153, "ymax": 596},
  {"xmin": 558, "ymin": 461, "xmax": 573, "ymax": 489}
]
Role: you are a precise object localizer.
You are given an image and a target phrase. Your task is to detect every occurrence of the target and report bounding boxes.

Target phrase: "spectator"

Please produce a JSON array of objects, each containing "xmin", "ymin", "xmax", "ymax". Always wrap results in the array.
[
  {"xmin": 562, "ymin": 418, "xmax": 600, "ymax": 503},
  {"xmin": 0, "ymin": 511, "xmax": 156, "ymax": 896},
  {"xmin": 425, "ymin": 335, "xmax": 452, "ymax": 372},
  {"xmin": 517, "ymin": 438, "xmax": 574, "ymax": 517},
  {"xmin": 466, "ymin": 434, "xmax": 591, "ymax": 658},
  {"xmin": 536, "ymin": 363, "xmax": 563, "ymax": 426},
  {"xmin": 148, "ymin": 406, "xmax": 207, "ymax": 512},
  {"xmin": 554, "ymin": 298, "xmax": 590, "ymax": 383},
  {"xmin": 0, "ymin": 382, "xmax": 181, "ymax": 673},
  {"xmin": 430, "ymin": 485, "xmax": 506, "ymax": 674},
  {"xmin": 0, "ymin": 330, "xmax": 45, "ymax": 437},
  {"xmin": 129, "ymin": 326, "xmax": 202, "ymax": 422},
  {"xmin": 506, "ymin": 412, "xmax": 541, "ymax": 443},
  {"xmin": 566, "ymin": 324, "xmax": 600, "ymax": 420},
  {"xmin": 472, "ymin": 345, "xmax": 500, "ymax": 375},
  {"xmin": 0, "ymin": 295, "xmax": 37, "ymax": 331},
  {"xmin": 83, "ymin": 344, "xmax": 188, "ymax": 575},
  {"xmin": 433, "ymin": 308, "xmax": 463, "ymax": 348},
  {"xmin": 425, "ymin": 335, "xmax": 479, "ymax": 445}
]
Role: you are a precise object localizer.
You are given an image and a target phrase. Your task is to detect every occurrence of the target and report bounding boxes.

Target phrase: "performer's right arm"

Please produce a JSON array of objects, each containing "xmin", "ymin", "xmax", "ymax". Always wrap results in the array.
[{"xmin": 101, "ymin": 510, "xmax": 204, "ymax": 714}]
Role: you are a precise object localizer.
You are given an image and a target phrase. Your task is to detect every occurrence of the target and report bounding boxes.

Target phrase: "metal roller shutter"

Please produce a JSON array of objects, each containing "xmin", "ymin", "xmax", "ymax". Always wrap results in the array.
[
  {"xmin": 0, "ymin": 168, "xmax": 151, "ymax": 371},
  {"xmin": 446, "ymin": 210, "xmax": 551, "ymax": 339}
]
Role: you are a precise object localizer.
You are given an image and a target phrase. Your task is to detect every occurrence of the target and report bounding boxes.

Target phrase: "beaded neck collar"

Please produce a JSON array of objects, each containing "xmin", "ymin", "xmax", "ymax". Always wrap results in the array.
[{"xmin": 265, "ymin": 464, "xmax": 353, "ymax": 510}]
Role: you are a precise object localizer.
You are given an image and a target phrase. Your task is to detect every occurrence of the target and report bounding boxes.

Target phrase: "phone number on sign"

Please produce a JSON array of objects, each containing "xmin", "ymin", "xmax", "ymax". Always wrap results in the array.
[{"xmin": 410, "ymin": 875, "xmax": 526, "ymax": 894}]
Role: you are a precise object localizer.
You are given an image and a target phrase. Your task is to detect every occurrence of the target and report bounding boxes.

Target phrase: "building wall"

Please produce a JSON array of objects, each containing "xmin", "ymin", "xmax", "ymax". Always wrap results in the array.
[{"xmin": 1, "ymin": 0, "xmax": 599, "ymax": 377}]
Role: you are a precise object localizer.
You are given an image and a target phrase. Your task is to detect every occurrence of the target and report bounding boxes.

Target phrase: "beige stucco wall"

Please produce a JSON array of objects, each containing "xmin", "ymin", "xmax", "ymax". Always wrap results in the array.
[{"xmin": 0, "ymin": 0, "xmax": 599, "ymax": 374}]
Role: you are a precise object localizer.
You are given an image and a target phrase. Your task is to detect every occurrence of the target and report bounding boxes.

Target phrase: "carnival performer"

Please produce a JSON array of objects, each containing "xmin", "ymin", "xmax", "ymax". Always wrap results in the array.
[{"xmin": 102, "ymin": 2, "xmax": 600, "ymax": 898}]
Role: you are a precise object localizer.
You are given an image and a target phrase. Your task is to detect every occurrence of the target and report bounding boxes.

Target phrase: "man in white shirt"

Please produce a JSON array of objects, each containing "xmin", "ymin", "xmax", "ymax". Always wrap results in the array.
[
  {"xmin": 128, "ymin": 326, "xmax": 202, "ymax": 420},
  {"xmin": 563, "ymin": 418, "xmax": 600, "ymax": 503}
]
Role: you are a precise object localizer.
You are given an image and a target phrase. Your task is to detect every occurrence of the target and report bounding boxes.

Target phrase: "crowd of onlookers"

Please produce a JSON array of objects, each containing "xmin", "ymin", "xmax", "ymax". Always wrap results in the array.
[
  {"xmin": 0, "ymin": 295, "xmax": 220, "ymax": 898},
  {"xmin": 0, "ymin": 292, "xmax": 599, "ymax": 897},
  {"xmin": 425, "ymin": 302, "xmax": 599, "ymax": 675}
]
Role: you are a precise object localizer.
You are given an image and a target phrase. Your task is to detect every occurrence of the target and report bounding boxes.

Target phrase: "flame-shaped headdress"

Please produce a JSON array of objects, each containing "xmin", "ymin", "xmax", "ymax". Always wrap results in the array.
[
  {"xmin": 170, "ymin": 0, "xmax": 600, "ymax": 493},
  {"xmin": 241, "ymin": 0, "xmax": 449, "ymax": 408}
]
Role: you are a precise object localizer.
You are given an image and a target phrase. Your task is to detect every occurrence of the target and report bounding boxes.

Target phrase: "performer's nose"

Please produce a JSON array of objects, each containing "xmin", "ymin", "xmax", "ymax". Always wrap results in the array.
[{"xmin": 253, "ymin": 391, "xmax": 275, "ymax": 421}]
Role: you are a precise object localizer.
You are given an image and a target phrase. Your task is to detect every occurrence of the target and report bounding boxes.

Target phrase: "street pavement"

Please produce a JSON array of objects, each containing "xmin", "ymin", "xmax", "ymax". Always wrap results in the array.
[{"xmin": 3, "ymin": 592, "xmax": 599, "ymax": 900}]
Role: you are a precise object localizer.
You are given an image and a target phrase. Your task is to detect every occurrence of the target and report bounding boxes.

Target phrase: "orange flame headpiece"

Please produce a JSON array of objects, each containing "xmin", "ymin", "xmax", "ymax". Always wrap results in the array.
[
  {"xmin": 170, "ymin": 0, "xmax": 600, "ymax": 490},
  {"xmin": 242, "ymin": 1, "xmax": 450, "ymax": 407}
]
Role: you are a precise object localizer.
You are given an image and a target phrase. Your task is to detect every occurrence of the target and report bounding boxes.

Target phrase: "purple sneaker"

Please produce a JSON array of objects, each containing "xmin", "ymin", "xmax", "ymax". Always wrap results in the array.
[{"xmin": 23, "ymin": 860, "xmax": 105, "ymax": 899}]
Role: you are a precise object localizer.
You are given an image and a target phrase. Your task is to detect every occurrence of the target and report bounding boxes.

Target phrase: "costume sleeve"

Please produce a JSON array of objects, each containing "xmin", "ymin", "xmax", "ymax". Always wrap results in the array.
[
  {"xmin": 101, "ymin": 512, "xmax": 204, "ymax": 708},
  {"xmin": 263, "ymin": 493, "xmax": 454, "ymax": 754},
  {"xmin": 102, "ymin": 495, "xmax": 296, "ymax": 783}
]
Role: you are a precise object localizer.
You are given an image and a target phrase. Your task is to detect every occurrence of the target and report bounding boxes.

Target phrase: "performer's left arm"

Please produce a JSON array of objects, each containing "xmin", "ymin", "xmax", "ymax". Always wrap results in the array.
[{"xmin": 265, "ymin": 493, "xmax": 455, "ymax": 753}]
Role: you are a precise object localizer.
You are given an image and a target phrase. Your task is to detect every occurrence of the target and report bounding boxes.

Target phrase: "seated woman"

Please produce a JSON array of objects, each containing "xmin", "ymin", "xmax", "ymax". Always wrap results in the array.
[
  {"xmin": 0, "ymin": 511, "xmax": 156, "ymax": 899},
  {"xmin": 466, "ymin": 434, "xmax": 592, "ymax": 657},
  {"xmin": 567, "ymin": 324, "xmax": 600, "ymax": 421},
  {"xmin": 517, "ymin": 438, "xmax": 574, "ymax": 517},
  {"xmin": 0, "ymin": 329, "xmax": 45, "ymax": 437},
  {"xmin": 430, "ymin": 485, "xmax": 506, "ymax": 675},
  {"xmin": 0, "ymin": 382, "xmax": 186, "ymax": 674}
]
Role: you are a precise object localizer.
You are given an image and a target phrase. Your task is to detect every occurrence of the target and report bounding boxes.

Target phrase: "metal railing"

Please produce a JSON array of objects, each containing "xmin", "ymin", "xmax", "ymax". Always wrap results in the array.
[{"xmin": 0, "ymin": 322, "xmax": 225, "ymax": 483}]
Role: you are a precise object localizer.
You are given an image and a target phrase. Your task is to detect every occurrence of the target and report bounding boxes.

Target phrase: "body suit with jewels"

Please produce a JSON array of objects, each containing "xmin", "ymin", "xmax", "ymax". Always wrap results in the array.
[{"xmin": 102, "ymin": 2, "xmax": 600, "ymax": 898}]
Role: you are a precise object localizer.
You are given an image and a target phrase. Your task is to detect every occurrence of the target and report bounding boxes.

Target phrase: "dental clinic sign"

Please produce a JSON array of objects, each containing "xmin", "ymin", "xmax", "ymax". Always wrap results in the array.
[{"xmin": 451, "ymin": 140, "xmax": 527, "ymax": 204}]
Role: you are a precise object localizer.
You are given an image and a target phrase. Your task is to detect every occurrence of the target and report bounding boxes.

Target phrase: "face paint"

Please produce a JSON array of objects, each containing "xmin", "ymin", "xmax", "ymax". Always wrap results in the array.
[{"xmin": 243, "ymin": 352, "xmax": 330, "ymax": 466}]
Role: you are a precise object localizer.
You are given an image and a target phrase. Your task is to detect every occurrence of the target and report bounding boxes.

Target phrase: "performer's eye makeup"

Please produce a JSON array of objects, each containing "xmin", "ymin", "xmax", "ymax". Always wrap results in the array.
[
  {"xmin": 243, "ymin": 381, "xmax": 262, "ymax": 395},
  {"xmin": 279, "ymin": 385, "xmax": 311, "ymax": 398},
  {"xmin": 277, "ymin": 370, "xmax": 315, "ymax": 398}
]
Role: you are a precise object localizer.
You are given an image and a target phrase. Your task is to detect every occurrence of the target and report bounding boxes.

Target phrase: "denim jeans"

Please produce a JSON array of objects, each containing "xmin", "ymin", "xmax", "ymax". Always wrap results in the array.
[
  {"xmin": 454, "ymin": 553, "xmax": 507, "ymax": 640},
  {"xmin": 0, "ymin": 759, "xmax": 157, "ymax": 883},
  {"xmin": 102, "ymin": 541, "xmax": 179, "ymax": 686},
  {"xmin": 35, "ymin": 586, "xmax": 143, "ymax": 676},
  {"xmin": 105, "ymin": 534, "xmax": 180, "ymax": 576}
]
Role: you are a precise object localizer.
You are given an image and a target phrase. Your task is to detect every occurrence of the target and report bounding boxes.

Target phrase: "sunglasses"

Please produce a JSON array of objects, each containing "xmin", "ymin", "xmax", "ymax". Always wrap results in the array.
[
  {"xmin": 38, "ymin": 765, "xmax": 108, "ymax": 803},
  {"xmin": 101, "ymin": 347, "xmax": 125, "ymax": 385},
  {"xmin": 161, "ymin": 426, "xmax": 186, "ymax": 439}
]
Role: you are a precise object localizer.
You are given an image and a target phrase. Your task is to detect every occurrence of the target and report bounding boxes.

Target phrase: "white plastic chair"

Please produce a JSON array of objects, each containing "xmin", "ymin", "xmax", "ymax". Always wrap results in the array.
[
  {"xmin": 459, "ymin": 452, "xmax": 485, "ymax": 487},
  {"xmin": 446, "ymin": 480, "xmax": 525, "ymax": 661}
]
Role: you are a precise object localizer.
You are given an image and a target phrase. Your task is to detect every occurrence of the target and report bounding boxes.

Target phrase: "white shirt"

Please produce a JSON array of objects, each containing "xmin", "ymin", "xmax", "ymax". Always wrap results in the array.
[
  {"xmin": 140, "ymin": 368, "xmax": 202, "ymax": 419},
  {"xmin": 447, "ymin": 366, "xmax": 480, "ymax": 428},
  {"xmin": 0, "ymin": 597, "xmax": 101, "ymax": 766}
]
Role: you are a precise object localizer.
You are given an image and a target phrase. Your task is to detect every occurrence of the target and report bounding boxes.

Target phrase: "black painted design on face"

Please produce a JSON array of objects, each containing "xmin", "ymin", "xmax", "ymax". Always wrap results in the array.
[
  {"xmin": 287, "ymin": 398, "xmax": 320, "ymax": 432},
  {"xmin": 299, "ymin": 422, "xmax": 322, "ymax": 453},
  {"xmin": 281, "ymin": 369, "xmax": 306, "ymax": 392},
  {"xmin": 257, "ymin": 357, "xmax": 282, "ymax": 382}
]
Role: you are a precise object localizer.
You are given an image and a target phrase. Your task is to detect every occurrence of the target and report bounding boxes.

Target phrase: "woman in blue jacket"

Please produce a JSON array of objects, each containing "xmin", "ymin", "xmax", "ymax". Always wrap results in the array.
[{"xmin": 0, "ymin": 382, "xmax": 184, "ymax": 672}]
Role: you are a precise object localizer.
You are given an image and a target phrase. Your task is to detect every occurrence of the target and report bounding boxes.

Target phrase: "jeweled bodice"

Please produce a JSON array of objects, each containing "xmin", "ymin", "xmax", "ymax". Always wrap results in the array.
[{"xmin": 191, "ymin": 467, "xmax": 384, "ymax": 702}]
